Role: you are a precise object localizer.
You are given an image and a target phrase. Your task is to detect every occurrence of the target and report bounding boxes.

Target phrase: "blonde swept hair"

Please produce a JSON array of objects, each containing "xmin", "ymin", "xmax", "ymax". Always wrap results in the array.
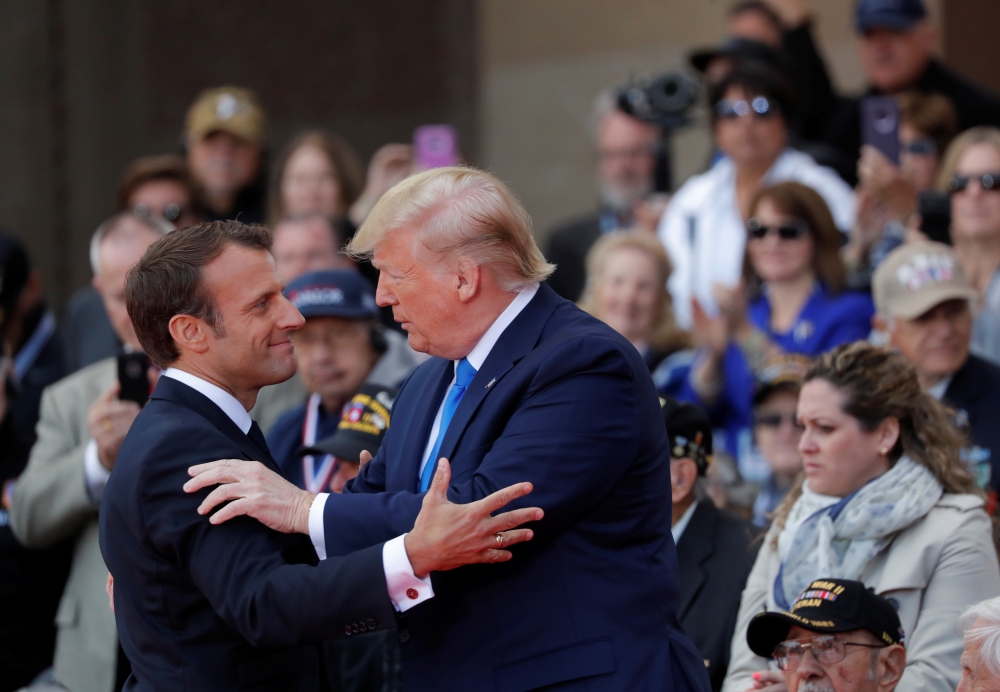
[
  {"xmin": 936, "ymin": 126, "xmax": 1000, "ymax": 192},
  {"xmin": 346, "ymin": 166, "xmax": 554, "ymax": 291},
  {"xmin": 578, "ymin": 230, "xmax": 691, "ymax": 354}
]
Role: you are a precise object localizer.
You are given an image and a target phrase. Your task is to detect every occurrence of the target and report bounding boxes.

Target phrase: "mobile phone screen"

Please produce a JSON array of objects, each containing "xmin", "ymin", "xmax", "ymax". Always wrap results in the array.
[
  {"xmin": 861, "ymin": 96, "xmax": 901, "ymax": 164},
  {"xmin": 413, "ymin": 125, "xmax": 458, "ymax": 170},
  {"xmin": 117, "ymin": 352, "xmax": 150, "ymax": 407}
]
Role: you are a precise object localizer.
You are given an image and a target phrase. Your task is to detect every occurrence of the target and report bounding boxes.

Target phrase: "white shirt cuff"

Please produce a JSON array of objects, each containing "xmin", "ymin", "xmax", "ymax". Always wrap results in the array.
[
  {"xmin": 308, "ymin": 493, "xmax": 329, "ymax": 560},
  {"xmin": 83, "ymin": 439, "xmax": 112, "ymax": 504},
  {"xmin": 382, "ymin": 533, "xmax": 434, "ymax": 612}
]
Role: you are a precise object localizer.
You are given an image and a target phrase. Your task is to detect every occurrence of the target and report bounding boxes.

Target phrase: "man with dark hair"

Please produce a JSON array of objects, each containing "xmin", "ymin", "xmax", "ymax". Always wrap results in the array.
[
  {"xmin": 117, "ymin": 153, "xmax": 202, "ymax": 230},
  {"xmin": 99, "ymin": 220, "xmax": 541, "ymax": 691},
  {"xmin": 11, "ymin": 215, "xmax": 166, "ymax": 692},
  {"xmin": 0, "ymin": 231, "xmax": 71, "ymax": 690}
]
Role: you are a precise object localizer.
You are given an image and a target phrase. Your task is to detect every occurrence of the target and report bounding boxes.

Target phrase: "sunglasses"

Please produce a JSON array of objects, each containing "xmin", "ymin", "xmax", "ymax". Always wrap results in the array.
[
  {"xmin": 754, "ymin": 412, "xmax": 804, "ymax": 430},
  {"xmin": 901, "ymin": 138, "xmax": 936, "ymax": 156},
  {"xmin": 132, "ymin": 203, "xmax": 186, "ymax": 223},
  {"xmin": 715, "ymin": 97, "xmax": 777, "ymax": 120},
  {"xmin": 747, "ymin": 217, "xmax": 810, "ymax": 241},
  {"xmin": 947, "ymin": 172, "xmax": 1000, "ymax": 193}
]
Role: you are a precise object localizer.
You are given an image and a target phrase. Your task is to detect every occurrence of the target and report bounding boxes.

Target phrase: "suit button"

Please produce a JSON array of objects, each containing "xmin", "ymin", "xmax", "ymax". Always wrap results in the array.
[
  {"xmin": 343, "ymin": 625, "xmax": 352, "ymax": 636},
  {"xmin": 367, "ymin": 618, "xmax": 377, "ymax": 630},
  {"xmin": 399, "ymin": 628, "xmax": 411, "ymax": 644},
  {"xmin": 406, "ymin": 588, "xmax": 419, "ymax": 600},
  {"xmin": 352, "ymin": 623, "xmax": 360, "ymax": 634},
  {"xmin": 359, "ymin": 622, "xmax": 368, "ymax": 632}
]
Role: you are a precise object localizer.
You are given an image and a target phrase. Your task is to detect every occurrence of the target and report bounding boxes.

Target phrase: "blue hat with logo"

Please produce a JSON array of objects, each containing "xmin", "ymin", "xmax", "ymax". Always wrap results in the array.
[
  {"xmin": 284, "ymin": 269, "xmax": 379, "ymax": 320},
  {"xmin": 856, "ymin": 0, "xmax": 926, "ymax": 33}
]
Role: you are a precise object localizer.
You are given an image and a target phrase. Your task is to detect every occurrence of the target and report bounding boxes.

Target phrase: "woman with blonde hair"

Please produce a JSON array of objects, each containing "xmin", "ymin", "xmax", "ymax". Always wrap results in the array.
[
  {"xmin": 578, "ymin": 230, "xmax": 690, "ymax": 371},
  {"xmin": 723, "ymin": 342, "xmax": 1000, "ymax": 692},
  {"xmin": 936, "ymin": 126, "xmax": 1000, "ymax": 365}
]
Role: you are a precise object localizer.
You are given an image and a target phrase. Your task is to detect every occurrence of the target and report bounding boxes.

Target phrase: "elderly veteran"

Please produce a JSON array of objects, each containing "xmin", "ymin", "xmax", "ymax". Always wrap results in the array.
[
  {"xmin": 745, "ymin": 578, "xmax": 907, "ymax": 692},
  {"xmin": 665, "ymin": 399, "xmax": 759, "ymax": 692},
  {"xmin": 873, "ymin": 241, "xmax": 1000, "ymax": 495}
]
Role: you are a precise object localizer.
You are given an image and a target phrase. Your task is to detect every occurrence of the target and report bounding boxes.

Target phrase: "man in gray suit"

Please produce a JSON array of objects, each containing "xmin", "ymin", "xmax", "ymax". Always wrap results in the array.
[{"xmin": 10, "ymin": 213, "xmax": 168, "ymax": 692}]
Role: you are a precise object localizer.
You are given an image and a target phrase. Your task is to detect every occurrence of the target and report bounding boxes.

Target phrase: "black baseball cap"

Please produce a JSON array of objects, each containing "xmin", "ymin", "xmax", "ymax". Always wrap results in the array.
[
  {"xmin": 747, "ymin": 579, "xmax": 905, "ymax": 659},
  {"xmin": 689, "ymin": 37, "xmax": 787, "ymax": 75},
  {"xmin": 284, "ymin": 269, "xmax": 379, "ymax": 321},
  {"xmin": 856, "ymin": 0, "xmax": 926, "ymax": 33},
  {"xmin": 0, "ymin": 231, "xmax": 31, "ymax": 330},
  {"xmin": 662, "ymin": 398, "xmax": 713, "ymax": 475},
  {"xmin": 299, "ymin": 384, "xmax": 396, "ymax": 464}
]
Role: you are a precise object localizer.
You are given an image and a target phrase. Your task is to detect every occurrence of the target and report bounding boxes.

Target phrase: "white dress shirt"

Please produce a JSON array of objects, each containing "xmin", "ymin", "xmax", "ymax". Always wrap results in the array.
[
  {"xmin": 657, "ymin": 149, "xmax": 856, "ymax": 328},
  {"xmin": 159, "ymin": 367, "xmax": 430, "ymax": 613},
  {"xmin": 671, "ymin": 500, "xmax": 698, "ymax": 543},
  {"xmin": 309, "ymin": 282, "xmax": 539, "ymax": 612}
]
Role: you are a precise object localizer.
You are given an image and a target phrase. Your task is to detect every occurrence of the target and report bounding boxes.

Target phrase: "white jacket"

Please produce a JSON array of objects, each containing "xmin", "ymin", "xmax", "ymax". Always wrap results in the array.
[
  {"xmin": 657, "ymin": 149, "xmax": 856, "ymax": 328},
  {"xmin": 722, "ymin": 494, "xmax": 1000, "ymax": 692}
]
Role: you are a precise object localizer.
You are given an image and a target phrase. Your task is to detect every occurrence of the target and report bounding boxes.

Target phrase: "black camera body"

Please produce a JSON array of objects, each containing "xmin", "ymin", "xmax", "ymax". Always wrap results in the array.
[{"xmin": 616, "ymin": 72, "xmax": 700, "ymax": 130}]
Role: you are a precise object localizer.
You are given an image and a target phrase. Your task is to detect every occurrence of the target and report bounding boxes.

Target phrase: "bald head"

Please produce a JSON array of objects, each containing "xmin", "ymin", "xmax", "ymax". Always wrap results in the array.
[{"xmin": 92, "ymin": 214, "xmax": 168, "ymax": 349}]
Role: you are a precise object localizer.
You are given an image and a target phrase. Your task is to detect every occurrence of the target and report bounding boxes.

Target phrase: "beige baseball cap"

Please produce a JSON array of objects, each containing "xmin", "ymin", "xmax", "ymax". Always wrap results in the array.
[
  {"xmin": 184, "ymin": 86, "xmax": 265, "ymax": 145},
  {"xmin": 873, "ymin": 241, "xmax": 977, "ymax": 320}
]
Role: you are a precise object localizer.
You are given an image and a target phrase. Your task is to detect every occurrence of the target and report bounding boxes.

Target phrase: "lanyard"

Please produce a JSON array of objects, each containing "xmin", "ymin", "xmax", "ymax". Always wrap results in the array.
[
  {"xmin": 300, "ymin": 393, "xmax": 338, "ymax": 494},
  {"xmin": 13, "ymin": 311, "xmax": 56, "ymax": 385}
]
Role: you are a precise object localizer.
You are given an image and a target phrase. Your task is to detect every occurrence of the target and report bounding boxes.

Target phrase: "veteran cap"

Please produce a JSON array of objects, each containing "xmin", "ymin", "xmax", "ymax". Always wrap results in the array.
[
  {"xmin": 856, "ymin": 0, "xmax": 927, "ymax": 33},
  {"xmin": 185, "ymin": 86, "xmax": 266, "ymax": 145},
  {"xmin": 299, "ymin": 384, "xmax": 396, "ymax": 463},
  {"xmin": 284, "ymin": 270, "xmax": 379, "ymax": 321},
  {"xmin": 746, "ymin": 579, "xmax": 905, "ymax": 659},
  {"xmin": 873, "ymin": 241, "xmax": 977, "ymax": 321},
  {"xmin": 661, "ymin": 398, "xmax": 713, "ymax": 475},
  {"xmin": 754, "ymin": 353, "xmax": 811, "ymax": 406}
]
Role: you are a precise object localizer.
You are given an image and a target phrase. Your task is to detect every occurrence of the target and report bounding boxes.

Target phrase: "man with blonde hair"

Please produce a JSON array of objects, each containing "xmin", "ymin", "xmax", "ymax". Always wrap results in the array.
[{"xmin": 188, "ymin": 167, "xmax": 710, "ymax": 691}]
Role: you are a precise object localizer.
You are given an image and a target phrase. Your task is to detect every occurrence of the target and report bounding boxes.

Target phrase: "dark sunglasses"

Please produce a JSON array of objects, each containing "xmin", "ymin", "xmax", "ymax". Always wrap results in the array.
[
  {"xmin": 948, "ymin": 172, "xmax": 1000, "ymax": 193},
  {"xmin": 132, "ymin": 203, "xmax": 185, "ymax": 223},
  {"xmin": 901, "ymin": 138, "xmax": 936, "ymax": 156},
  {"xmin": 754, "ymin": 412, "xmax": 804, "ymax": 430},
  {"xmin": 715, "ymin": 96, "xmax": 777, "ymax": 120},
  {"xmin": 747, "ymin": 217, "xmax": 810, "ymax": 241}
]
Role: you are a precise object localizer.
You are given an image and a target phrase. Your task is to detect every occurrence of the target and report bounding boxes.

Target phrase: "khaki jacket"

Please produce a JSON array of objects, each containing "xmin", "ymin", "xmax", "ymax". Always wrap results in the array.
[
  {"xmin": 722, "ymin": 494, "xmax": 1000, "ymax": 692},
  {"xmin": 10, "ymin": 358, "xmax": 118, "ymax": 692}
]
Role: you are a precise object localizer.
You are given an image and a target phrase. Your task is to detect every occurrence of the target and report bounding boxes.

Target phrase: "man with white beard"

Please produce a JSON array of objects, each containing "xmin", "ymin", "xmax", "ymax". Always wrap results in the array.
[
  {"xmin": 544, "ymin": 95, "xmax": 664, "ymax": 301},
  {"xmin": 742, "ymin": 578, "xmax": 906, "ymax": 692}
]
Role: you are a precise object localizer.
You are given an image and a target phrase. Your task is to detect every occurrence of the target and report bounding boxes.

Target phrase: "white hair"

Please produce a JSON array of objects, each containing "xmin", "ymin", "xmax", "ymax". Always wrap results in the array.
[
  {"xmin": 961, "ymin": 597, "xmax": 1000, "ymax": 677},
  {"xmin": 90, "ymin": 213, "xmax": 173, "ymax": 275}
]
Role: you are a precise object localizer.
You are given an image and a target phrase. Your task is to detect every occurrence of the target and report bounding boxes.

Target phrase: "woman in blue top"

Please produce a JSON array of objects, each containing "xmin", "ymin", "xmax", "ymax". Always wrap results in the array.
[{"xmin": 683, "ymin": 181, "xmax": 874, "ymax": 479}]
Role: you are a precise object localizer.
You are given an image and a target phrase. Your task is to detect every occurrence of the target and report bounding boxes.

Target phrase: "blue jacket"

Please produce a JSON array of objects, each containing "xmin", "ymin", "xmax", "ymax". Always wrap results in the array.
[
  {"xmin": 320, "ymin": 283, "xmax": 711, "ymax": 692},
  {"xmin": 267, "ymin": 400, "xmax": 341, "ymax": 489},
  {"xmin": 99, "ymin": 377, "xmax": 396, "ymax": 691}
]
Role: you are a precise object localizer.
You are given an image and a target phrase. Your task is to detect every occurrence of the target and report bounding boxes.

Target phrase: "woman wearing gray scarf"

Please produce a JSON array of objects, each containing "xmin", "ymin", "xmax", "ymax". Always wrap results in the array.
[{"xmin": 723, "ymin": 342, "xmax": 1000, "ymax": 692}]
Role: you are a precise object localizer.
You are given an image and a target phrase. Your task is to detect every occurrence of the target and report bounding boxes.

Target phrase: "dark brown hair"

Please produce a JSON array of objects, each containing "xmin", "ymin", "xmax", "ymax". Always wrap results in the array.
[
  {"xmin": 125, "ymin": 220, "xmax": 272, "ymax": 367},
  {"xmin": 898, "ymin": 91, "xmax": 958, "ymax": 158},
  {"xmin": 268, "ymin": 130, "xmax": 365, "ymax": 225},
  {"xmin": 116, "ymin": 154, "xmax": 201, "ymax": 214},
  {"xmin": 771, "ymin": 342, "xmax": 980, "ymax": 536},
  {"xmin": 746, "ymin": 181, "xmax": 848, "ymax": 296}
]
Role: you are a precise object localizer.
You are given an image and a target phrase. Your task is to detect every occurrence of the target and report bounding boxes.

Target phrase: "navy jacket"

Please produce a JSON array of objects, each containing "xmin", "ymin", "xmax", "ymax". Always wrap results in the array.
[
  {"xmin": 321, "ymin": 283, "xmax": 712, "ymax": 692},
  {"xmin": 99, "ymin": 376, "xmax": 396, "ymax": 691},
  {"xmin": 944, "ymin": 354, "xmax": 1000, "ymax": 493},
  {"xmin": 675, "ymin": 502, "xmax": 759, "ymax": 692}
]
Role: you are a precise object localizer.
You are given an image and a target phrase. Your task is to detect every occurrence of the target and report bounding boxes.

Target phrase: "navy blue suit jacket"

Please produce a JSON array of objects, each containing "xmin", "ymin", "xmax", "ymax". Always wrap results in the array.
[
  {"xmin": 322, "ymin": 283, "xmax": 711, "ymax": 692},
  {"xmin": 99, "ymin": 376, "xmax": 397, "ymax": 691}
]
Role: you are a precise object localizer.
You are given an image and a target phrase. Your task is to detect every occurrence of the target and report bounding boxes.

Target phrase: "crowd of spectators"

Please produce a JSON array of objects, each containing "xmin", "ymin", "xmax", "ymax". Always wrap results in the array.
[{"xmin": 3, "ymin": 0, "xmax": 1000, "ymax": 690}]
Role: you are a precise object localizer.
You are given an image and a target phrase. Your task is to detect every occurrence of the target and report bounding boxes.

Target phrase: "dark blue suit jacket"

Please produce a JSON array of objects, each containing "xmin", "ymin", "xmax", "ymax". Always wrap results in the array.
[
  {"xmin": 99, "ymin": 376, "xmax": 397, "ymax": 691},
  {"xmin": 322, "ymin": 283, "xmax": 711, "ymax": 692}
]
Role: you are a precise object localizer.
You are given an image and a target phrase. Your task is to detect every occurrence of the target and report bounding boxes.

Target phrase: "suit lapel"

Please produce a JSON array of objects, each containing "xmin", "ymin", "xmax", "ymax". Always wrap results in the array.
[
  {"xmin": 675, "ymin": 501, "xmax": 717, "ymax": 620},
  {"xmin": 392, "ymin": 359, "xmax": 453, "ymax": 492},
  {"xmin": 150, "ymin": 377, "xmax": 277, "ymax": 472},
  {"xmin": 435, "ymin": 284, "xmax": 563, "ymax": 468}
]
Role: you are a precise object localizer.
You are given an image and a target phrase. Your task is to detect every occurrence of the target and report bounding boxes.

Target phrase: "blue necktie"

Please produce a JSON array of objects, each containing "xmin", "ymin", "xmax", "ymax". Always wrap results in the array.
[{"xmin": 420, "ymin": 358, "xmax": 477, "ymax": 491}]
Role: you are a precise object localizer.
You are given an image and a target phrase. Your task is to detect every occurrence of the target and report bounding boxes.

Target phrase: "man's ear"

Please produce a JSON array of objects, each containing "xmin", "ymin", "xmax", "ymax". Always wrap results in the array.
[
  {"xmin": 455, "ymin": 259, "xmax": 482, "ymax": 304},
  {"xmin": 876, "ymin": 645, "xmax": 907, "ymax": 692},
  {"xmin": 168, "ymin": 314, "xmax": 210, "ymax": 356},
  {"xmin": 669, "ymin": 458, "xmax": 699, "ymax": 505}
]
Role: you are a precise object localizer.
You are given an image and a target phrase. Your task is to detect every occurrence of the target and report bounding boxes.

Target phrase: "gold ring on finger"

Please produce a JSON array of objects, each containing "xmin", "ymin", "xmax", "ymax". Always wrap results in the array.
[
  {"xmin": 494, "ymin": 532, "xmax": 504, "ymax": 549},
  {"xmin": 103, "ymin": 419, "xmax": 112, "ymax": 432}
]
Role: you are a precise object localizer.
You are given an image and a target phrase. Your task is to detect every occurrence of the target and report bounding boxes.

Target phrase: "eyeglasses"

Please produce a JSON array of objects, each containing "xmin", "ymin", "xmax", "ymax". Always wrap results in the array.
[
  {"xmin": 754, "ymin": 413, "xmax": 803, "ymax": 430},
  {"xmin": 772, "ymin": 635, "xmax": 886, "ymax": 671},
  {"xmin": 715, "ymin": 97, "xmax": 778, "ymax": 120},
  {"xmin": 132, "ymin": 203, "xmax": 187, "ymax": 223},
  {"xmin": 901, "ymin": 138, "xmax": 936, "ymax": 156},
  {"xmin": 947, "ymin": 172, "xmax": 1000, "ymax": 193},
  {"xmin": 747, "ymin": 218, "xmax": 810, "ymax": 241}
]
